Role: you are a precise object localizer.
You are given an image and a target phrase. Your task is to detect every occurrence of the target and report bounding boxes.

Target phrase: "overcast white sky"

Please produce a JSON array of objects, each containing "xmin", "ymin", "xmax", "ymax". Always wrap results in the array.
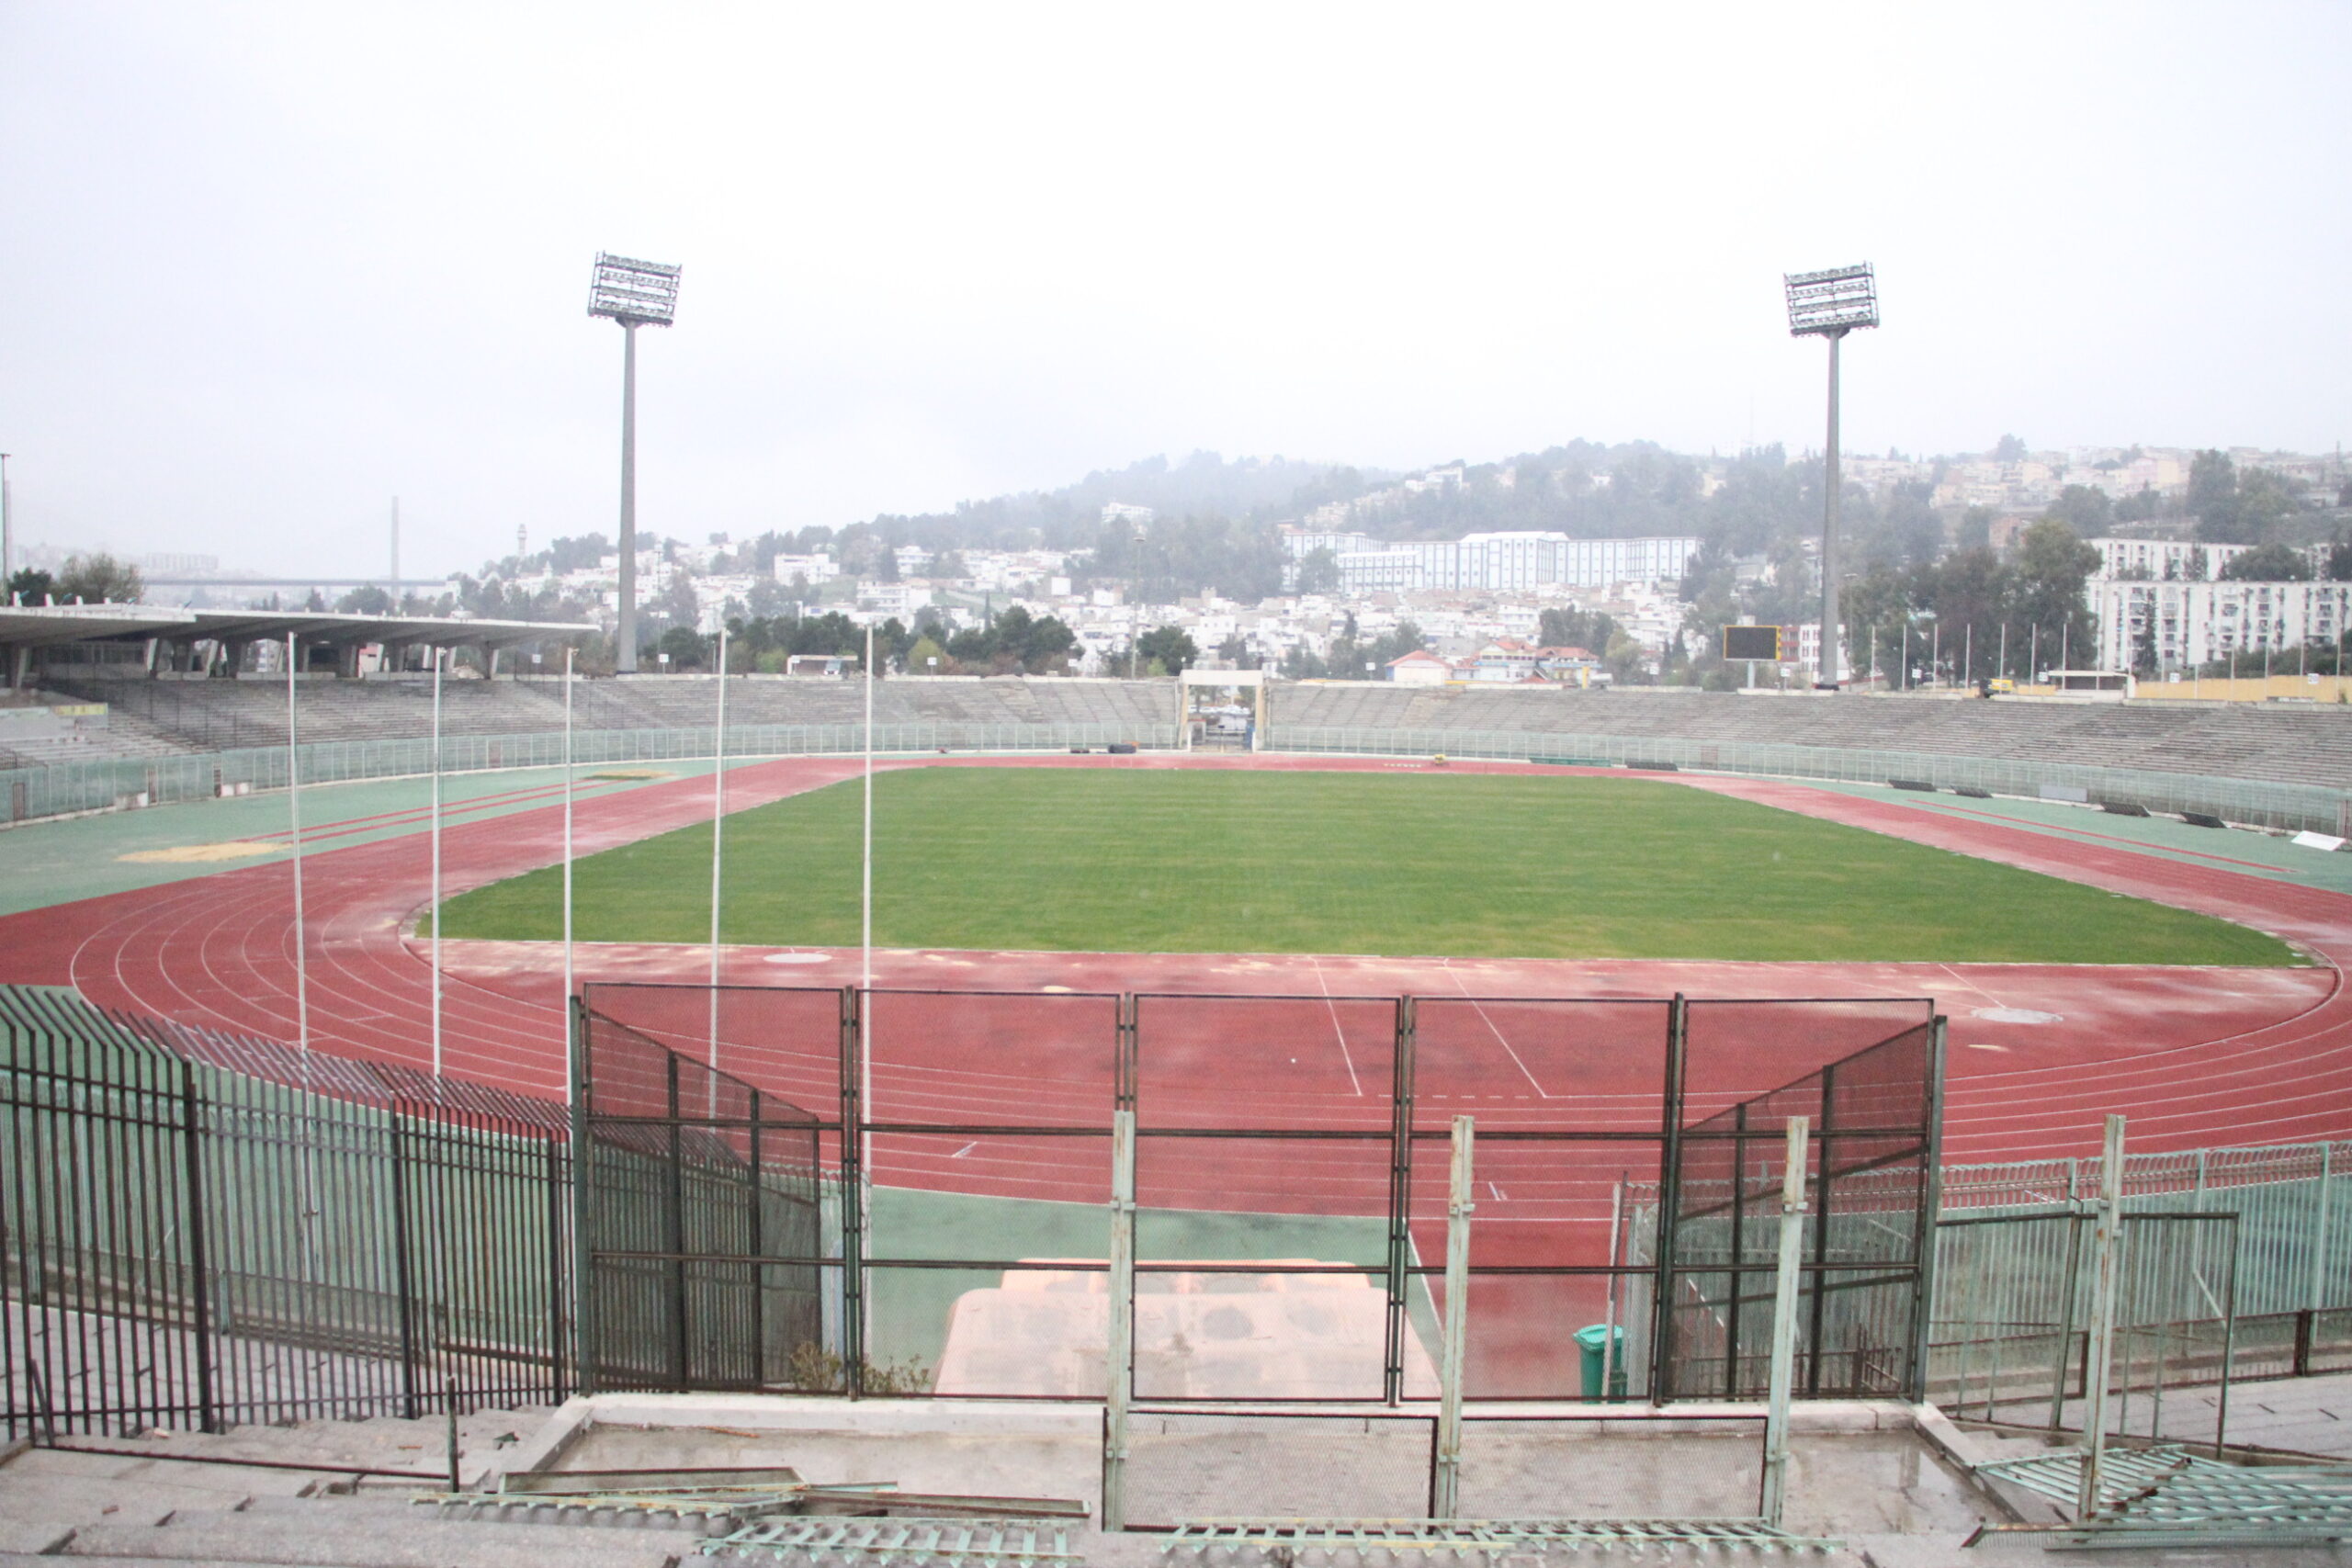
[{"xmin": 3, "ymin": 2, "xmax": 2346, "ymax": 578}]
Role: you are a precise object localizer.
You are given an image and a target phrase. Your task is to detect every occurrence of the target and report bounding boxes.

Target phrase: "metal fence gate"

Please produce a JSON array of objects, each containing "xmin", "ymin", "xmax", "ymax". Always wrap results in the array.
[
  {"xmin": 1642, "ymin": 1014, "xmax": 1946, "ymax": 1403},
  {"xmin": 2, "ymin": 987, "xmax": 572, "ymax": 1439},
  {"xmin": 1932, "ymin": 1209, "xmax": 2241, "ymax": 1450},
  {"xmin": 571, "ymin": 982, "xmax": 1944, "ymax": 1405},
  {"xmin": 572, "ymin": 1001, "xmax": 827, "ymax": 1393}
]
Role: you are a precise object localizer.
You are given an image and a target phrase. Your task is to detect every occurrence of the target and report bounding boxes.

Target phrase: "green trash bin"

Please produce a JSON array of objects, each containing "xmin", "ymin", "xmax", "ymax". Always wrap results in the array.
[{"xmin": 1575, "ymin": 1323, "xmax": 1627, "ymax": 1403}]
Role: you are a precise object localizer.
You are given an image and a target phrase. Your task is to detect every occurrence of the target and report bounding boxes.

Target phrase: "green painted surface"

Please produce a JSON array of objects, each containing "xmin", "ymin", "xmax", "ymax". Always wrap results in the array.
[
  {"xmin": 865, "ymin": 1183, "xmax": 1412, "ymax": 1382},
  {"xmin": 0, "ymin": 761, "xmax": 711, "ymax": 917},
  {"xmin": 435, "ymin": 769, "xmax": 2300, "ymax": 965},
  {"xmin": 1806, "ymin": 780, "xmax": 2352, "ymax": 897}
]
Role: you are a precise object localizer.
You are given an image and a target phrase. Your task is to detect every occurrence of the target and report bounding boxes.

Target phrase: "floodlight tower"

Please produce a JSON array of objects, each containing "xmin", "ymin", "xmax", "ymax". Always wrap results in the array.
[
  {"xmin": 587, "ymin": 252, "xmax": 682, "ymax": 673},
  {"xmin": 1783, "ymin": 263, "xmax": 1879, "ymax": 689}
]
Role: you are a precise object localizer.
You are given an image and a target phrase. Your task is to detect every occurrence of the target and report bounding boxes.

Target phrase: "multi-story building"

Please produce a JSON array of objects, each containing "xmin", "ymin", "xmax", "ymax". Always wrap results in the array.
[
  {"xmin": 1279, "ymin": 528, "xmax": 1698, "ymax": 593},
  {"xmin": 2087, "ymin": 538, "xmax": 2249, "ymax": 581},
  {"xmin": 2091, "ymin": 579, "xmax": 2351, "ymax": 671}
]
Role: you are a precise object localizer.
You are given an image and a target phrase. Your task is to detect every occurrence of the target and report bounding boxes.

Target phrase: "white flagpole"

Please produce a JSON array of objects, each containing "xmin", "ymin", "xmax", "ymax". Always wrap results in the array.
[
  {"xmin": 860, "ymin": 621, "xmax": 876, "ymax": 1321},
  {"xmin": 430, "ymin": 646, "xmax": 444, "ymax": 1078},
  {"xmin": 863, "ymin": 622, "xmax": 875, "ymax": 993},
  {"xmin": 562, "ymin": 644, "xmax": 575, "ymax": 1100},
  {"xmin": 286, "ymin": 633, "xmax": 309, "ymax": 1058},
  {"xmin": 708, "ymin": 628, "xmax": 728, "ymax": 1077}
]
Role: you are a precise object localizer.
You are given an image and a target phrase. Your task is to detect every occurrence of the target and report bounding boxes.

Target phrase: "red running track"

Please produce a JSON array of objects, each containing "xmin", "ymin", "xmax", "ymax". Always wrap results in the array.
[{"xmin": 2, "ymin": 752, "xmax": 2345, "ymax": 1183}]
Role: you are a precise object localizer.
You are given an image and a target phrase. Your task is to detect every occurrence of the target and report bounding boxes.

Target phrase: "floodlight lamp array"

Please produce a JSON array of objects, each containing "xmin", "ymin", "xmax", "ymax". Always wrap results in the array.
[
  {"xmin": 1784, "ymin": 262, "xmax": 1878, "ymax": 336},
  {"xmin": 588, "ymin": 252, "xmax": 682, "ymax": 325}
]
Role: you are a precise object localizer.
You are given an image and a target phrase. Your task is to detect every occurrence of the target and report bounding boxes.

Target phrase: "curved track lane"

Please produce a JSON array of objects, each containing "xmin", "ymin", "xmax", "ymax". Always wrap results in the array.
[{"xmin": 1, "ymin": 753, "xmax": 2344, "ymax": 1189}]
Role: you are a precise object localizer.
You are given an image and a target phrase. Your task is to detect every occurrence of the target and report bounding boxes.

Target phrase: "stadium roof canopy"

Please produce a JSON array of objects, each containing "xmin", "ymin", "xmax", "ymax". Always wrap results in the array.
[{"xmin": 0, "ymin": 604, "xmax": 595, "ymax": 654}]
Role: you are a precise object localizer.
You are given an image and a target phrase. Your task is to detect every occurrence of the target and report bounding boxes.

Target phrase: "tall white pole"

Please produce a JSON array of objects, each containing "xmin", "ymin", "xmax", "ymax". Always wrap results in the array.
[
  {"xmin": 863, "ymin": 622, "xmax": 875, "ymax": 994},
  {"xmin": 1761, "ymin": 1115, "xmax": 1811, "ymax": 1526},
  {"xmin": 2078, "ymin": 1114, "xmax": 2128, "ymax": 1519},
  {"xmin": 562, "ymin": 645, "xmax": 575, "ymax": 1100},
  {"xmin": 860, "ymin": 621, "xmax": 877, "ymax": 1307},
  {"xmin": 708, "ymin": 628, "xmax": 728, "ymax": 1073},
  {"xmin": 286, "ymin": 634, "xmax": 309, "ymax": 1058},
  {"xmin": 430, "ymin": 647, "xmax": 444, "ymax": 1078},
  {"xmin": 1433, "ymin": 1114, "xmax": 1475, "ymax": 1519}
]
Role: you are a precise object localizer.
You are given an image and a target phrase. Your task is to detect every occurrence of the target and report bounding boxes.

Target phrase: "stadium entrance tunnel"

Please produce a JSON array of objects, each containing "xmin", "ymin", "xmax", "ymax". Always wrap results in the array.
[{"xmin": 569, "ymin": 983, "xmax": 1947, "ymax": 1408}]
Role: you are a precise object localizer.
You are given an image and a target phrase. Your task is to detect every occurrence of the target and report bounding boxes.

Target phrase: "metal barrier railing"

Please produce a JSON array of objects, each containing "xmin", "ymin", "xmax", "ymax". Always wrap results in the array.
[
  {"xmin": 6, "ymin": 709, "xmax": 2348, "ymax": 833},
  {"xmin": 1271, "ymin": 725, "xmax": 2352, "ymax": 836}
]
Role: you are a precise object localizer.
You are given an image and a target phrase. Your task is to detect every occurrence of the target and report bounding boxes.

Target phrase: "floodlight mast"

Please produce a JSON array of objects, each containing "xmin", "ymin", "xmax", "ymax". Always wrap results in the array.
[
  {"xmin": 587, "ymin": 253, "xmax": 682, "ymax": 674},
  {"xmin": 1784, "ymin": 263, "xmax": 1879, "ymax": 690}
]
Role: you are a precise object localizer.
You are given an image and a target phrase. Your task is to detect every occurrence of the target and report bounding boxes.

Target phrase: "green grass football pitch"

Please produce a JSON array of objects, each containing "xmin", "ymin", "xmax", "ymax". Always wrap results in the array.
[{"xmin": 432, "ymin": 767, "xmax": 2299, "ymax": 965}]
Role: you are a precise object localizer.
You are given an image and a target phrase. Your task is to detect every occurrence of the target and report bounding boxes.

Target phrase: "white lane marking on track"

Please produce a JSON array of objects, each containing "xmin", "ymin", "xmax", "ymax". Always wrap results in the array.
[
  {"xmin": 1312, "ymin": 957, "xmax": 1365, "ymax": 1097},
  {"xmin": 1440, "ymin": 960, "xmax": 1548, "ymax": 1096},
  {"xmin": 1937, "ymin": 963, "xmax": 2007, "ymax": 1009}
]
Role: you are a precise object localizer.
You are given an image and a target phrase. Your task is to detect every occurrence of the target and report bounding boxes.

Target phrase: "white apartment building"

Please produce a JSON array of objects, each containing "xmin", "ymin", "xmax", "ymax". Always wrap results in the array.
[
  {"xmin": 1279, "ymin": 529, "xmax": 1699, "ymax": 593},
  {"xmin": 2088, "ymin": 538, "xmax": 2248, "ymax": 581},
  {"xmin": 770, "ymin": 554, "xmax": 840, "ymax": 584},
  {"xmin": 2091, "ymin": 579, "xmax": 2351, "ymax": 671}
]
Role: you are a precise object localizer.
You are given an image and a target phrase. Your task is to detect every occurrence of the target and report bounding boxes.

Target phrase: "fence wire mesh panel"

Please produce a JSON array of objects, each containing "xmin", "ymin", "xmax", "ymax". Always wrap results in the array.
[
  {"xmin": 574, "ymin": 997, "xmax": 824, "ymax": 1395},
  {"xmin": 1409, "ymin": 999, "xmax": 1669, "ymax": 1402},
  {"xmin": 1931, "ymin": 1208, "xmax": 2241, "ymax": 1450},
  {"xmin": 10, "ymin": 703, "xmax": 2348, "ymax": 833},
  {"xmin": 1132, "ymin": 994, "xmax": 1407, "ymax": 1404},
  {"xmin": 1270, "ymin": 726, "xmax": 2352, "ymax": 835},
  {"xmin": 569, "ymin": 982, "xmax": 1943, "ymax": 1411},
  {"xmin": 0, "ymin": 719, "xmax": 1178, "ymax": 826},
  {"xmin": 1118, "ymin": 1411, "xmax": 1436, "ymax": 1528},
  {"xmin": 0, "ymin": 986, "xmax": 571, "ymax": 1440},
  {"xmin": 1650, "ymin": 1005, "xmax": 1942, "ymax": 1404}
]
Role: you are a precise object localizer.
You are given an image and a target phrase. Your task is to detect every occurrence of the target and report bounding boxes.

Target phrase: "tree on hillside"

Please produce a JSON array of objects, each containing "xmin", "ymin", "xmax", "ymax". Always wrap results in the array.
[
  {"xmin": 2044, "ymin": 485, "xmax": 2112, "ymax": 533},
  {"xmin": 2010, "ymin": 519, "xmax": 2102, "ymax": 654},
  {"xmin": 2233, "ymin": 468, "xmax": 2303, "ymax": 544},
  {"xmin": 1136, "ymin": 625, "xmax": 1198, "ymax": 676},
  {"xmin": 2218, "ymin": 542, "xmax": 2313, "ymax": 582},
  {"xmin": 655, "ymin": 626, "xmax": 707, "ymax": 670},
  {"xmin": 1295, "ymin": 547, "xmax": 1340, "ymax": 595},
  {"xmin": 7, "ymin": 568, "xmax": 55, "ymax": 604},
  {"xmin": 1994, "ymin": 434, "xmax": 2029, "ymax": 461},
  {"xmin": 56, "ymin": 553, "xmax": 144, "ymax": 604},
  {"xmin": 1537, "ymin": 605, "xmax": 1619, "ymax": 654},
  {"xmin": 2189, "ymin": 450, "xmax": 2243, "ymax": 542},
  {"xmin": 336, "ymin": 584, "xmax": 394, "ymax": 615}
]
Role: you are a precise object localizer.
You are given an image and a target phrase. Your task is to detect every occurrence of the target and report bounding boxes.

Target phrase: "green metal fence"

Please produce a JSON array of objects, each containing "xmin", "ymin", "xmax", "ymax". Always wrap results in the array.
[
  {"xmin": 1272, "ymin": 725, "xmax": 2352, "ymax": 836},
  {"xmin": 1932, "ymin": 1139, "xmax": 2352, "ymax": 1404},
  {"xmin": 0, "ymin": 721, "xmax": 1176, "ymax": 825},
  {"xmin": 7, "ymin": 712, "xmax": 2348, "ymax": 833},
  {"xmin": 1, "ymin": 985, "xmax": 572, "ymax": 1438}
]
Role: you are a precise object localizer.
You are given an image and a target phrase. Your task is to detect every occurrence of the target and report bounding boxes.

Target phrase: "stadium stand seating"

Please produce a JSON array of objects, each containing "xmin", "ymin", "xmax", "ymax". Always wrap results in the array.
[
  {"xmin": 0, "ymin": 691, "xmax": 207, "ymax": 770},
  {"xmin": 42, "ymin": 672, "xmax": 1182, "ymax": 750},
  {"xmin": 1274, "ymin": 684, "xmax": 2352, "ymax": 791},
  {"xmin": 29, "ymin": 671, "xmax": 2352, "ymax": 793}
]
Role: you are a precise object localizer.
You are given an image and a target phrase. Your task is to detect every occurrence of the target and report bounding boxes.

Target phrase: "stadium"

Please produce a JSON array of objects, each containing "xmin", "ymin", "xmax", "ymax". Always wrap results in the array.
[{"xmin": 6, "ymin": 627, "xmax": 2352, "ymax": 1552}]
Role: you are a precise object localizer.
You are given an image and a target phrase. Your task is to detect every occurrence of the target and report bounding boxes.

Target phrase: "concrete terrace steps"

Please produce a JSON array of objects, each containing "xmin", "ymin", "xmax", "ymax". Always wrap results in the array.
[
  {"xmin": 1277, "ymin": 684, "xmax": 2352, "ymax": 791},
  {"xmin": 53, "ymin": 1513, "xmax": 703, "ymax": 1568}
]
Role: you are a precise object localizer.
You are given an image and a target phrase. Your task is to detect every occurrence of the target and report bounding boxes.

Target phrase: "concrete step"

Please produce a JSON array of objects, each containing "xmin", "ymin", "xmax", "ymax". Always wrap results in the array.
[
  {"xmin": 242, "ymin": 1494, "xmax": 741, "ymax": 1533},
  {"xmin": 61, "ymin": 1514, "xmax": 703, "ymax": 1568}
]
